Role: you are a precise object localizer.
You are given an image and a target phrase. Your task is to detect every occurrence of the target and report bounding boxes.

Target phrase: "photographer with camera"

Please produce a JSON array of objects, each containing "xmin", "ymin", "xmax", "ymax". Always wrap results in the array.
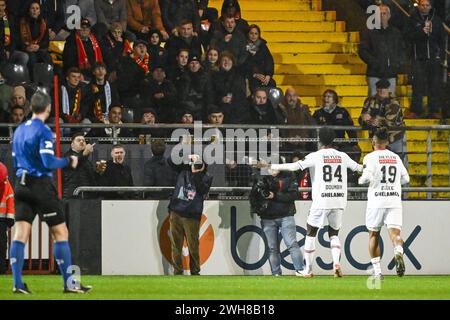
[
  {"xmin": 250, "ymin": 158, "xmax": 307, "ymax": 277},
  {"xmin": 168, "ymin": 154, "xmax": 213, "ymax": 276}
]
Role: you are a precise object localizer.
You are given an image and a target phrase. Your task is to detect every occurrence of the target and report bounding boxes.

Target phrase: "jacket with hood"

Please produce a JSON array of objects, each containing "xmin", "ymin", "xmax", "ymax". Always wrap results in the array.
[{"xmin": 148, "ymin": 29, "xmax": 167, "ymax": 69}]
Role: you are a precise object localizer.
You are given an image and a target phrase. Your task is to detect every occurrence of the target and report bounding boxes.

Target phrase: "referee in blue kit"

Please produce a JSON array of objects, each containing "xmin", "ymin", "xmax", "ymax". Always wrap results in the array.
[{"xmin": 10, "ymin": 91, "xmax": 91, "ymax": 294}]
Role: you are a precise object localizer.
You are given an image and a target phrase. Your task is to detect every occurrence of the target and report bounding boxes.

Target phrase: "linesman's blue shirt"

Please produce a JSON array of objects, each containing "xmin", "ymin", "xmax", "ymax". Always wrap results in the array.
[{"xmin": 12, "ymin": 119, "xmax": 69, "ymax": 177}]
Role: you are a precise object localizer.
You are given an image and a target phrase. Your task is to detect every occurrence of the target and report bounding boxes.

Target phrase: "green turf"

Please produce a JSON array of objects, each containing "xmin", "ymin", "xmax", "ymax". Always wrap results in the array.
[{"xmin": 1, "ymin": 275, "xmax": 450, "ymax": 300}]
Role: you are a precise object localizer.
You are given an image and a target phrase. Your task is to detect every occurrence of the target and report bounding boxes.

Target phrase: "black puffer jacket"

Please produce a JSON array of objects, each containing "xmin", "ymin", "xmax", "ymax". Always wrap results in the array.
[{"xmin": 358, "ymin": 25, "xmax": 405, "ymax": 78}]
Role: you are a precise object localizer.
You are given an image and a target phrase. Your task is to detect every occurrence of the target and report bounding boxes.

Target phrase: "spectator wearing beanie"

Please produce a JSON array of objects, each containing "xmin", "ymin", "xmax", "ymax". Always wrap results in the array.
[
  {"xmin": 139, "ymin": 63, "xmax": 177, "ymax": 123},
  {"xmin": 9, "ymin": 85, "xmax": 30, "ymax": 116},
  {"xmin": 178, "ymin": 53, "xmax": 213, "ymax": 121}
]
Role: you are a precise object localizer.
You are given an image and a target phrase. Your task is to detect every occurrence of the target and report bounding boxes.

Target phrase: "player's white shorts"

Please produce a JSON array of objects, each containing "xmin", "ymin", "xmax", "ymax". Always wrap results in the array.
[
  {"xmin": 307, "ymin": 209, "xmax": 343, "ymax": 230},
  {"xmin": 366, "ymin": 208, "xmax": 402, "ymax": 232}
]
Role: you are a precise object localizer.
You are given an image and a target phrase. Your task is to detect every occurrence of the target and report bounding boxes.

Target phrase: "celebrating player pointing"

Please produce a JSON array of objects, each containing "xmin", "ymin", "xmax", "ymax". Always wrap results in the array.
[
  {"xmin": 259, "ymin": 127, "xmax": 363, "ymax": 277},
  {"xmin": 359, "ymin": 127, "xmax": 410, "ymax": 279}
]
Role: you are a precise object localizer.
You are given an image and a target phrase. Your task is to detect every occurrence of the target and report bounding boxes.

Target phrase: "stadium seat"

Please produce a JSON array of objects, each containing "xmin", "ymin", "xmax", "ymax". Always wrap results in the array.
[
  {"xmin": 33, "ymin": 63, "xmax": 54, "ymax": 87},
  {"xmin": 268, "ymin": 87, "xmax": 283, "ymax": 108},
  {"xmin": 1, "ymin": 64, "xmax": 30, "ymax": 86},
  {"xmin": 121, "ymin": 107, "xmax": 135, "ymax": 123}
]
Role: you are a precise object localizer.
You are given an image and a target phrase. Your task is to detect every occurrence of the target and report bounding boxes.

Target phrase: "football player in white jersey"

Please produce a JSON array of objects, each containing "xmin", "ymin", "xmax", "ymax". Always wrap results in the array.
[
  {"xmin": 258, "ymin": 128, "xmax": 363, "ymax": 277},
  {"xmin": 359, "ymin": 127, "xmax": 410, "ymax": 279}
]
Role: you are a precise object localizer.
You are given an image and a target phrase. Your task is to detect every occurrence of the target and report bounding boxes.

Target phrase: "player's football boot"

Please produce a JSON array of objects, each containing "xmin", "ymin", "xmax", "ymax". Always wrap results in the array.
[
  {"xmin": 374, "ymin": 273, "xmax": 384, "ymax": 281},
  {"xmin": 394, "ymin": 253, "xmax": 405, "ymax": 277},
  {"xmin": 295, "ymin": 269, "xmax": 314, "ymax": 278},
  {"xmin": 63, "ymin": 284, "xmax": 93, "ymax": 294},
  {"xmin": 13, "ymin": 283, "xmax": 31, "ymax": 294},
  {"xmin": 333, "ymin": 264, "xmax": 343, "ymax": 278}
]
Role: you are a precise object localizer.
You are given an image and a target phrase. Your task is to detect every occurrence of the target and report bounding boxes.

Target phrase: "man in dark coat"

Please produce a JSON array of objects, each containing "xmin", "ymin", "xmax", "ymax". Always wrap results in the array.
[
  {"xmin": 117, "ymin": 39, "xmax": 151, "ymax": 111},
  {"xmin": 358, "ymin": 4, "xmax": 405, "ymax": 96},
  {"xmin": 63, "ymin": 18, "xmax": 104, "ymax": 79},
  {"xmin": 177, "ymin": 54, "xmax": 213, "ymax": 121},
  {"xmin": 97, "ymin": 144, "xmax": 135, "ymax": 199},
  {"xmin": 62, "ymin": 132, "xmax": 105, "ymax": 200},
  {"xmin": 164, "ymin": 19, "xmax": 202, "ymax": 65},
  {"xmin": 405, "ymin": 0, "xmax": 445, "ymax": 119},
  {"xmin": 210, "ymin": 14, "xmax": 247, "ymax": 66},
  {"xmin": 248, "ymin": 88, "xmax": 285, "ymax": 125},
  {"xmin": 139, "ymin": 64, "xmax": 177, "ymax": 123}
]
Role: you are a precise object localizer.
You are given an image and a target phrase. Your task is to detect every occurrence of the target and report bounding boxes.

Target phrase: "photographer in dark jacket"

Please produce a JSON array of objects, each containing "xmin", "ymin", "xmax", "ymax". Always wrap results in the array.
[
  {"xmin": 250, "ymin": 163, "xmax": 307, "ymax": 276},
  {"xmin": 168, "ymin": 154, "xmax": 213, "ymax": 275}
]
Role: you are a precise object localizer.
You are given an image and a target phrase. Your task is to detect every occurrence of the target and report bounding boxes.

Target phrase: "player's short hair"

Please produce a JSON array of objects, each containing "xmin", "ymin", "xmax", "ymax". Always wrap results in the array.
[
  {"xmin": 30, "ymin": 91, "xmax": 51, "ymax": 114},
  {"xmin": 374, "ymin": 127, "xmax": 389, "ymax": 143},
  {"xmin": 151, "ymin": 139, "xmax": 166, "ymax": 156},
  {"xmin": 319, "ymin": 127, "xmax": 336, "ymax": 146}
]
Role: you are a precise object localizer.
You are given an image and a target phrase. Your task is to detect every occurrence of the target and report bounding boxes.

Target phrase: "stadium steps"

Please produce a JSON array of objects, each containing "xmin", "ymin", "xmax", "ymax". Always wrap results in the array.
[{"xmin": 214, "ymin": 0, "xmax": 449, "ymax": 197}]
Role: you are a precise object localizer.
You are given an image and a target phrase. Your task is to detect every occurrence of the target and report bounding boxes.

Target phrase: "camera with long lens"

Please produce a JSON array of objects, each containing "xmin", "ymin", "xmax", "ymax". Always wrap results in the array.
[{"xmin": 250, "ymin": 176, "xmax": 274, "ymax": 215}]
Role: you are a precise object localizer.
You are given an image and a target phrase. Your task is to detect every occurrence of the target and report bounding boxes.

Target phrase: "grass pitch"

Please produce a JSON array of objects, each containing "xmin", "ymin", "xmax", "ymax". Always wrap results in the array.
[{"xmin": 1, "ymin": 275, "xmax": 450, "ymax": 300}]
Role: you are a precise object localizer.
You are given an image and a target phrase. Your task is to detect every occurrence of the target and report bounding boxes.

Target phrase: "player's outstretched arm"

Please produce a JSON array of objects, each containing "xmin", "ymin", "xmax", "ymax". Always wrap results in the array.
[
  {"xmin": 271, "ymin": 161, "xmax": 303, "ymax": 172},
  {"xmin": 358, "ymin": 157, "xmax": 373, "ymax": 184},
  {"xmin": 343, "ymin": 152, "xmax": 363, "ymax": 173},
  {"xmin": 358, "ymin": 168, "xmax": 373, "ymax": 185}
]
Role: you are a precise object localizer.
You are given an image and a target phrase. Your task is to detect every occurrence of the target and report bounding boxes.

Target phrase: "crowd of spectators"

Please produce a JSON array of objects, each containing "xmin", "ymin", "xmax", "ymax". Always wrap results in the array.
[{"xmin": 0, "ymin": 0, "xmax": 448, "ymax": 195}]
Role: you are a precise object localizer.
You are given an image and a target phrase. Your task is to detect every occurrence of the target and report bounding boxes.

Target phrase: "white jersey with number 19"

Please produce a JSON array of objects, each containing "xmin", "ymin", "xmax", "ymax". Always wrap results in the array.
[
  {"xmin": 359, "ymin": 149, "xmax": 410, "ymax": 209},
  {"xmin": 271, "ymin": 148, "xmax": 363, "ymax": 210}
]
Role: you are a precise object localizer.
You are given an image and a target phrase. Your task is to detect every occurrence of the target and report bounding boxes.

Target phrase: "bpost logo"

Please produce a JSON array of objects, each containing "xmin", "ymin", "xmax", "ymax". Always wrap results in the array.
[
  {"xmin": 230, "ymin": 206, "xmax": 422, "ymax": 271},
  {"xmin": 159, "ymin": 214, "xmax": 215, "ymax": 270}
]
